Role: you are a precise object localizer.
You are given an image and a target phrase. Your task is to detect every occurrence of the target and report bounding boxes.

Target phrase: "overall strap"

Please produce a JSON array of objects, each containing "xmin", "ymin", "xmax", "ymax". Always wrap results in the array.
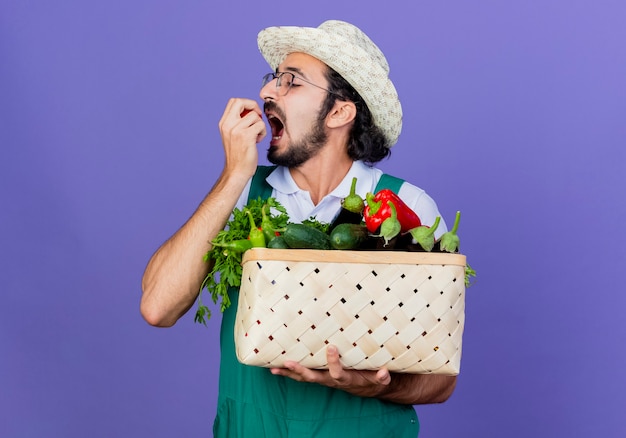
[
  {"xmin": 247, "ymin": 165, "xmax": 276, "ymax": 203},
  {"xmin": 248, "ymin": 167, "xmax": 404, "ymax": 202},
  {"xmin": 374, "ymin": 173, "xmax": 405, "ymax": 194}
]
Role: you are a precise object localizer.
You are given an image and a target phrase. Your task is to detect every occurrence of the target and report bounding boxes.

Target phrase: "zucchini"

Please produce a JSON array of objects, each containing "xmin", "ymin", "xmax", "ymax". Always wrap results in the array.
[
  {"xmin": 282, "ymin": 223, "xmax": 331, "ymax": 250},
  {"xmin": 330, "ymin": 223, "xmax": 369, "ymax": 250}
]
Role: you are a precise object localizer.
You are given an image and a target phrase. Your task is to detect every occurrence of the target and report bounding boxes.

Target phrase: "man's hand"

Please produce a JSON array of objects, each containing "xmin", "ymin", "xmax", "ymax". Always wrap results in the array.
[
  {"xmin": 270, "ymin": 345, "xmax": 391, "ymax": 398},
  {"xmin": 219, "ymin": 98, "xmax": 266, "ymax": 178},
  {"xmin": 141, "ymin": 98, "xmax": 267, "ymax": 327},
  {"xmin": 269, "ymin": 344, "xmax": 457, "ymax": 404}
]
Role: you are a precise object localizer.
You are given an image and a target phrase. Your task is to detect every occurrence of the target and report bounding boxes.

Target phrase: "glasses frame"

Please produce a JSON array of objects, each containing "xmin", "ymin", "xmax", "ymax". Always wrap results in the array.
[{"xmin": 261, "ymin": 71, "xmax": 341, "ymax": 97}]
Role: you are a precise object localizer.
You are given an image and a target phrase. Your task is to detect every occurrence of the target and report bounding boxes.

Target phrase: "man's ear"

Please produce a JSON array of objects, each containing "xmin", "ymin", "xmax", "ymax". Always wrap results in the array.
[{"xmin": 326, "ymin": 100, "xmax": 357, "ymax": 129}]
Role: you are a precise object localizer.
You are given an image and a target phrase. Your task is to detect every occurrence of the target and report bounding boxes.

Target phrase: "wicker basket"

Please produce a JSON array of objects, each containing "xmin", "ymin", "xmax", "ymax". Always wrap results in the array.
[{"xmin": 234, "ymin": 248, "xmax": 466, "ymax": 375}]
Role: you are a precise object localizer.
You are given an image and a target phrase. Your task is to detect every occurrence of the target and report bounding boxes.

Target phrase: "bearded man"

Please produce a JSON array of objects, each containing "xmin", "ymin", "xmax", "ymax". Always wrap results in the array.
[{"xmin": 141, "ymin": 20, "xmax": 455, "ymax": 438}]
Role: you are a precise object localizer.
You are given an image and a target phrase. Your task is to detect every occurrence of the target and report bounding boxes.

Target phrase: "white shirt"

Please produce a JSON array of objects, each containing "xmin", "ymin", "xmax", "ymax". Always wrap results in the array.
[{"xmin": 235, "ymin": 161, "xmax": 447, "ymax": 237}]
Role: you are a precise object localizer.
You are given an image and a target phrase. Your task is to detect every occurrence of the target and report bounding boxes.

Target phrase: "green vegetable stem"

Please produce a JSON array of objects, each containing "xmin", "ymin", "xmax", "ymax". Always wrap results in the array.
[
  {"xmin": 246, "ymin": 209, "xmax": 266, "ymax": 248},
  {"xmin": 342, "ymin": 177, "xmax": 364, "ymax": 214},
  {"xmin": 409, "ymin": 216, "xmax": 441, "ymax": 252},
  {"xmin": 376, "ymin": 201, "xmax": 401, "ymax": 246},
  {"xmin": 261, "ymin": 203, "xmax": 284, "ymax": 244},
  {"xmin": 438, "ymin": 211, "xmax": 461, "ymax": 253},
  {"xmin": 211, "ymin": 238, "xmax": 253, "ymax": 254}
]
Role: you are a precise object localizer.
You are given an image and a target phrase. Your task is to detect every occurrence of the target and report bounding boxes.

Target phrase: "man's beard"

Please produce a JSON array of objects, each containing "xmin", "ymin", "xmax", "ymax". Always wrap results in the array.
[{"xmin": 267, "ymin": 111, "xmax": 328, "ymax": 168}]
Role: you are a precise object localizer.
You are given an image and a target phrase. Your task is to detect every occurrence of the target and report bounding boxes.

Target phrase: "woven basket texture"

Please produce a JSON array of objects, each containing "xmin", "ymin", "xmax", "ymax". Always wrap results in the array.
[{"xmin": 234, "ymin": 249, "xmax": 466, "ymax": 375}]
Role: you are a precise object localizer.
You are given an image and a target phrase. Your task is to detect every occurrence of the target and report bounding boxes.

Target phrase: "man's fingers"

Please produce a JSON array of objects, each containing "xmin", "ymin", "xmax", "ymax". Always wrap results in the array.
[
  {"xmin": 271, "ymin": 362, "xmax": 320, "ymax": 383},
  {"xmin": 326, "ymin": 345, "xmax": 347, "ymax": 381},
  {"xmin": 376, "ymin": 368, "xmax": 391, "ymax": 386},
  {"xmin": 270, "ymin": 347, "xmax": 391, "ymax": 398}
]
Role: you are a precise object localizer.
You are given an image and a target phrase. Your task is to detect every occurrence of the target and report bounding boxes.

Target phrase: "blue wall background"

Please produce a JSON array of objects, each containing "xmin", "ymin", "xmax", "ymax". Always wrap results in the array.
[{"xmin": 2, "ymin": 1, "xmax": 625, "ymax": 437}]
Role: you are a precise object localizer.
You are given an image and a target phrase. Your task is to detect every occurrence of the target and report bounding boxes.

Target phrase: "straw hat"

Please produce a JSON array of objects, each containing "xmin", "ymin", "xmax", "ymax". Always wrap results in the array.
[{"xmin": 257, "ymin": 20, "xmax": 402, "ymax": 148}]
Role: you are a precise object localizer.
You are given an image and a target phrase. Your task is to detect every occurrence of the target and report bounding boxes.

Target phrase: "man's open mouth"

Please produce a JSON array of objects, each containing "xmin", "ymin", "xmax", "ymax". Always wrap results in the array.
[
  {"xmin": 264, "ymin": 101, "xmax": 286, "ymax": 143},
  {"xmin": 267, "ymin": 114, "xmax": 284, "ymax": 141}
]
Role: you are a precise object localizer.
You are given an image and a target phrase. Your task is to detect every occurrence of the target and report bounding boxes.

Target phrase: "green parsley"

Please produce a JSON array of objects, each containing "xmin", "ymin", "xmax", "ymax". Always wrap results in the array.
[{"xmin": 194, "ymin": 197, "xmax": 288, "ymax": 325}]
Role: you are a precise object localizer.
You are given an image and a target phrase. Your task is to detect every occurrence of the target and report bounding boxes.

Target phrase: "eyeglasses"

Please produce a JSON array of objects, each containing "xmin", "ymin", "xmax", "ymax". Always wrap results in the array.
[{"xmin": 261, "ymin": 72, "xmax": 339, "ymax": 96}]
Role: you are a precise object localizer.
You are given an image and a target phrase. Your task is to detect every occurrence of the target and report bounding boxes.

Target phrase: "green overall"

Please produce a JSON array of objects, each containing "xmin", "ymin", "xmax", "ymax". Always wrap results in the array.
[{"xmin": 213, "ymin": 166, "xmax": 420, "ymax": 438}]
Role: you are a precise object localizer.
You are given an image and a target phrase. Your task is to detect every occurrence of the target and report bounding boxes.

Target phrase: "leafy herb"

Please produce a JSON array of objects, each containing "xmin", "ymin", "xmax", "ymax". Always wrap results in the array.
[
  {"xmin": 194, "ymin": 197, "xmax": 288, "ymax": 325},
  {"xmin": 465, "ymin": 263, "xmax": 477, "ymax": 287},
  {"xmin": 300, "ymin": 216, "xmax": 330, "ymax": 234}
]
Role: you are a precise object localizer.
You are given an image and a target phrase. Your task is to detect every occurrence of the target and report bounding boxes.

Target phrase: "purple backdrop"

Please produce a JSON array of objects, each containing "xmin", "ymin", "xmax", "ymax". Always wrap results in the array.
[{"xmin": 2, "ymin": 1, "xmax": 625, "ymax": 437}]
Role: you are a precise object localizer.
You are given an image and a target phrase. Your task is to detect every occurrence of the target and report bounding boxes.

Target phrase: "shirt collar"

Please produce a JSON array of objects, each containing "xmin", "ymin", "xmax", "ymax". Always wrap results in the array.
[{"xmin": 266, "ymin": 161, "xmax": 377, "ymax": 199}]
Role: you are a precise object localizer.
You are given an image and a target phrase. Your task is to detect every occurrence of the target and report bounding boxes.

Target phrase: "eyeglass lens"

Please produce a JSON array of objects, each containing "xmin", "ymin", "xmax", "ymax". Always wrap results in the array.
[{"xmin": 262, "ymin": 72, "xmax": 294, "ymax": 95}]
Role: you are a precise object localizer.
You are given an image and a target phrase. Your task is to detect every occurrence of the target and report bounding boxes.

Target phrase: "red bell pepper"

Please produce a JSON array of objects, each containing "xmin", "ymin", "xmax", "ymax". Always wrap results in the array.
[{"xmin": 363, "ymin": 189, "xmax": 421, "ymax": 233}]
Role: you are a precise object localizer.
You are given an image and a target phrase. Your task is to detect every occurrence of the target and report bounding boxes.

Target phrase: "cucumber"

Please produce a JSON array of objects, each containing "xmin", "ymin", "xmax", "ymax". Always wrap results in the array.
[
  {"xmin": 282, "ymin": 223, "xmax": 331, "ymax": 250},
  {"xmin": 329, "ymin": 223, "xmax": 369, "ymax": 250},
  {"xmin": 329, "ymin": 208, "xmax": 363, "ymax": 232},
  {"xmin": 267, "ymin": 235, "xmax": 290, "ymax": 249}
]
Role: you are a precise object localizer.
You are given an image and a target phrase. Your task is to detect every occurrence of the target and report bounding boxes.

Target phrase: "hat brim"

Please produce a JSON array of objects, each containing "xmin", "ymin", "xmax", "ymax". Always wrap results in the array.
[{"xmin": 257, "ymin": 23, "xmax": 402, "ymax": 147}]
